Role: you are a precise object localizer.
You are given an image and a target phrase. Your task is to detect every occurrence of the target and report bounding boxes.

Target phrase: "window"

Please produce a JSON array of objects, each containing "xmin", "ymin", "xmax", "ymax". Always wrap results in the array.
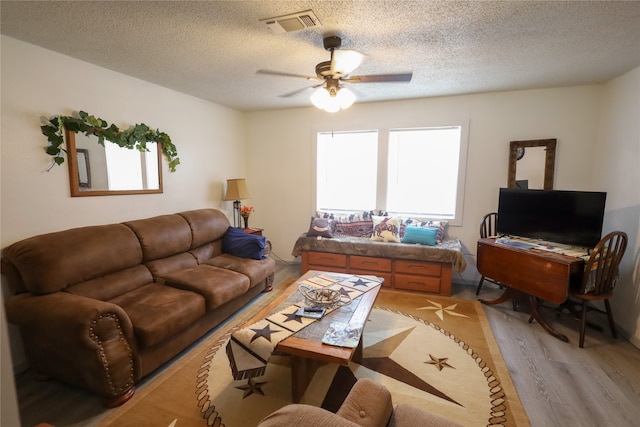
[
  {"xmin": 316, "ymin": 130, "xmax": 378, "ymax": 211},
  {"xmin": 316, "ymin": 125, "xmax": 467, "ymax": 223},
  {"xmin": 387, "ymin": 127, "xmax": 461, "ymax": 216}
]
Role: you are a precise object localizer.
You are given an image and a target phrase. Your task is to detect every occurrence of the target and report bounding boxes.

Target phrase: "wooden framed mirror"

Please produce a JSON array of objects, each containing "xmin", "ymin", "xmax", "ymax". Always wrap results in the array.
[
  {"xmin": 65, "ymin": 128, "xmax": 163, "ymax": 196},
  {"xmin": 507, "ymin": 138, "xmax": 556, "ymax": 190}
]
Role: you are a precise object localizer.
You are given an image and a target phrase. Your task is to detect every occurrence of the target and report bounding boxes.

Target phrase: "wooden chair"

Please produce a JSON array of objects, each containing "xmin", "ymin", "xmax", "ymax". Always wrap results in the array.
[
  {"xmin": 564, "ymin": 231, "xmax": 628, "ymax": 348},
  {"xmin": 475, "ymin": 212, "xmax": 499, "ymax": 295}
]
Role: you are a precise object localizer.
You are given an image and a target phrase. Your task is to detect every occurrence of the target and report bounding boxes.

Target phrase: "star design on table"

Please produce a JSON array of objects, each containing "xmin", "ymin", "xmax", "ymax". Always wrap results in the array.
[
  {"xmin": 348, "ymin": 278, "xmax": 370, "ymax": 288},
  {"xmin": 280, "ymin": 309, "xmax": 304, "ymax": 324},
  {"xmin": 337, "ymin": 286, "xmax": 354, "ymax": 297},
  {"xmin": 235, "ymin": 378, "xmax": 267, "ymax": 398},
  {"xmin": 249, "ymin": 324, "xmax": 281, "ymax": 343},
  {"xmin": 424, "ymin": 354, "xmax": 455, "ymax": 371},
  {"xmin": 417, "ymin": 300, "xmax": 468, "ymax": 321}
]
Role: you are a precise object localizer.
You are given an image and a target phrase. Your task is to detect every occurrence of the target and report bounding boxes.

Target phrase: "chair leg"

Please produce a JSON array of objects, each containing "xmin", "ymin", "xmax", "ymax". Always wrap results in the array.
[
  {"xmin": 604, "ymin": 299, "xmax": 618, "ymax": 339},
  {"xmin": 475, "ymin": 276, "xmax": 485, "ymax": 295},
  {"xmin": 579, "ymin": 300, "xmax": 588, "ymax": 348}
]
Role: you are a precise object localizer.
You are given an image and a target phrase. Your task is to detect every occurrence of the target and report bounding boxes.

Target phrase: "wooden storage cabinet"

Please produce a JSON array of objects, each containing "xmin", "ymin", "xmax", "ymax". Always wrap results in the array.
[
  {"xmin": 303, "ymin": 252, "xmax": 348, "ymax": 273},
  {"xmin": 350, "ymin": 255, "xmax": 391, "ymax": 272},
  {"xmin": 301, "ymin": 251, "xmax": 451, "ymax": 296}
]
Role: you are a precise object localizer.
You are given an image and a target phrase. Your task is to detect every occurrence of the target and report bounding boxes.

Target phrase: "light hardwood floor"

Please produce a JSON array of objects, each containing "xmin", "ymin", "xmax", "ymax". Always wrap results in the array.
[{"xmin": 13, "ymin": 261, "xmax": 640, "ymax": 426}]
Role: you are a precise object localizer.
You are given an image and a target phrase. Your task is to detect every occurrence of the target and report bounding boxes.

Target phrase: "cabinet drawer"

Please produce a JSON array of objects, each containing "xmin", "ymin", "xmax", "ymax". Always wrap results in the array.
[
  {"xmin": 349, "ymin": 256, "xmax": 392, "ymax": 272},
  {"xmin": 395, "ymin": 260, "xmax": 442, "ymax": 276},
  {"xmin": 394, "ymin": 274, "xmax": 441, "ymax": 292},
  {"xmin": 307, "ymin": 251, "xmax": 347, "ymax": 268},
  {"xmin": 349, "ymin": 269, "xmax": 392, "ymax": 288}
]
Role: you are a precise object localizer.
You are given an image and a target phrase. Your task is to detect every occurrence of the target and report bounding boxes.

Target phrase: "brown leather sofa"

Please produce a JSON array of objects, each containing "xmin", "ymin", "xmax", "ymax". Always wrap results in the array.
[
  {"xmin": 258, "ymin": 378, "xmax": 462, "ymax": 427},
  {"xmin": 2, "ymin": 208, "xmax": 275, "ymax": 407}
]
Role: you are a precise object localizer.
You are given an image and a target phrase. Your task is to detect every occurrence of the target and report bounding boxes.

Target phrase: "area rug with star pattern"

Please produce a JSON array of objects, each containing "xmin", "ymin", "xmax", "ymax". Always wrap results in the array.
[{"xmin": 98, "ymin": 286, "xmax": 530, "ymax": 427}]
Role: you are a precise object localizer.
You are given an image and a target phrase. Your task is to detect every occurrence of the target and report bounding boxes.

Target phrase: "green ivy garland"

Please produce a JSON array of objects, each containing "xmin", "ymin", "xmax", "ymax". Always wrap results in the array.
[{"xmin": 41, "ymin": 110, "xmax": 180, "ymax": 172}]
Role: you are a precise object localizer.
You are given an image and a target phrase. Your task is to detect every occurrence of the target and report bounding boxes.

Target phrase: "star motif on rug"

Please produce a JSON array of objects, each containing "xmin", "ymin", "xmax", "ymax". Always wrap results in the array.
[
  {"xmin": 281, "ymin": 309, "xmax": 304, "ymax": 324},
  {"xmin": 249, "ymin": 324, "xmax": 280, "ymax": 343},
  {"xmin": 235, "ymin": 378, "xmax": 267, "ymax": 398},
  {"xmin": 425, "ymin": 354, "xmax": 455, "ymax": 371},
  {"xmin": 417, "ymin": 300, "xmax": 468, "ymax": 321}
]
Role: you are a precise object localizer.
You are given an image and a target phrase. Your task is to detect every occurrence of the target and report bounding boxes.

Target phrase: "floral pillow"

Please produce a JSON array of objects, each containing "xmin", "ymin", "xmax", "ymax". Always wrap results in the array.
[
  {"xmin": 371, "ymin": 216, "xmax": 402, "ymax": 243},
  {"xmin": 316, "ymin": 210, "xmax": 379, "ymax": 237}
]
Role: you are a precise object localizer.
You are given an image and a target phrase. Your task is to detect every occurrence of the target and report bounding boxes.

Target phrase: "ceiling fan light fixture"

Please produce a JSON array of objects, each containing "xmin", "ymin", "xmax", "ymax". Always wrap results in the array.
[
  {"xmin": 310, "ymin": 87, "xmax": 330, "ymax": 109},
  {"xmin": 311, "ymin": 86, "xmax": 355, "ymax": 112},
  {"xmin": 337, "ymin": 87, "xmax": 356, "ymax": 109}
]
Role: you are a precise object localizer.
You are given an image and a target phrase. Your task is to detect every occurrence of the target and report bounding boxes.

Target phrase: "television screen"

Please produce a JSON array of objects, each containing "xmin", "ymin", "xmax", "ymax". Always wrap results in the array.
[{"xmin": 496, "ymin": 188, "xmax": 606, "ymax": 248}]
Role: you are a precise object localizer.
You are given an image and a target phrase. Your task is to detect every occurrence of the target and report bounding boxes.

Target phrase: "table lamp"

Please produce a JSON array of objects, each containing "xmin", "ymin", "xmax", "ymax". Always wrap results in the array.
[{"xmin": 223, "ymin": 178, "xmax": 251, "ymax": 227}]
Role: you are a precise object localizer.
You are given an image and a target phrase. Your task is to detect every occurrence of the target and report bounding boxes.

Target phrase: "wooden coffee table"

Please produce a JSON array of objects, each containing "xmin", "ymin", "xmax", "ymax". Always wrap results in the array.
[{"xmin": 244, "ymin": 270, "xmax": 382, "ymax": 402}]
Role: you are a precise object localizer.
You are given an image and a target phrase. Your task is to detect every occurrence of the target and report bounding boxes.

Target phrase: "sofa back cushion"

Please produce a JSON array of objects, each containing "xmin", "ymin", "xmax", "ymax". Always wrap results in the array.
[
  {"xmin": 124, "ymin": 214, "xmax": 192, "ymax": 262},
  {"xmin": 178, "ymin": 209, "xmax": 230, "ymax": 248},
  {"xmin": 1, "ymin": 224, "xmax": 143, "ymax": 295}
]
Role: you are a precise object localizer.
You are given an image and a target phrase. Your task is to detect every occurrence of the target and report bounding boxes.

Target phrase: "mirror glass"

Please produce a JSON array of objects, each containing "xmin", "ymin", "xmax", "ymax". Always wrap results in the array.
[
  {"xmin": 507, "ymin": 139, "xmax": 556, "ymax": 190},
  {"xmin": 65, "ymin": 129, "xmax": 163, "ymax": 196}
]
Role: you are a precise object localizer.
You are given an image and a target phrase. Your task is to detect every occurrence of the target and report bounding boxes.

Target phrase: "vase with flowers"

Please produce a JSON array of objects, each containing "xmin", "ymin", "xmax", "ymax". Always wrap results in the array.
[{"xmin": 240, "ymin": 206, "xmax": 254, "ymax": 229}]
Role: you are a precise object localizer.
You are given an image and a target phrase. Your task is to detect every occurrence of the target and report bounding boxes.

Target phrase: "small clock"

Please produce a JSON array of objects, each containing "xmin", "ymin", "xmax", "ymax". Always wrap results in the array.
[{"xmin": 516, "ymin": 147, "xmax": 525, "ymax": 161}]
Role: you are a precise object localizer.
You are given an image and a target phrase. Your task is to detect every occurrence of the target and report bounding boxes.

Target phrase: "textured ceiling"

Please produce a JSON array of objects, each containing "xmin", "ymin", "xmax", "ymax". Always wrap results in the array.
[{"xmin": 2, "ymin": 1, "xmax": 640, "ymax": 112}]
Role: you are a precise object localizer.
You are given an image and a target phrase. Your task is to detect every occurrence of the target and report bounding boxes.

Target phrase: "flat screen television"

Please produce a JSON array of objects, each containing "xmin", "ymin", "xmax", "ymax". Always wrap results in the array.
[{"xmin": 496, "ymin": 188, "xmax": 607, "ymax": 248}]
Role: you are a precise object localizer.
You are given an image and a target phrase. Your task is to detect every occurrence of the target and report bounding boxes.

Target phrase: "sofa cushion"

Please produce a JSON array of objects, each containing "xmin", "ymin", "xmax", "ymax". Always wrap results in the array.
[
  {"xmin": 123, "ymin": 214, "xmax": 192, "ymax": 262},
  {"xmin": 144, "ymin": 252, "xmax": 198, "ymax": 278},
  {"xmin": 65, "ymin": 265, "xmax": 153, "ymax": 301},
  {"xmin": 109, "ymin": 284, "xmax": 205, "ymax": 348},
  {"xmin": 178, "ymin": 209, "xmax": 230, "ymax": 248},
  {"xmin": 390, "ymin": 404, "xmax": 463, "ymax": 427},
  {"xmin": 204, "ymin": 254, "xmax": 275, "ymax": 288},
  {"xmin": 161, "ymin": 265, "xmax": 250, "ymax": 310},
  {"xmin": 1, "ymin": 224, "xmax": 142, "ymax": 295},
  {"xmin": 222, "ymin": 227, "xmax": 266, "ymax": 260}
]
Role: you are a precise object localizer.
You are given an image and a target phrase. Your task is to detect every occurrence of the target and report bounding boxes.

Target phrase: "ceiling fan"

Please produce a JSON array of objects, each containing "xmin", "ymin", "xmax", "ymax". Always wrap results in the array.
[{"xmin": 257, "ymin": 36, "xmax": 413, "ymax": 112}]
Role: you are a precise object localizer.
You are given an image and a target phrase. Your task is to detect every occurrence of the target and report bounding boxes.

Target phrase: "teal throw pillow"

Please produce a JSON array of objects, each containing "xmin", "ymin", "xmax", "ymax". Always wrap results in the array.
[{"xmin": 401, "ymin": 226, "xmax": 438, "ymax": 246}]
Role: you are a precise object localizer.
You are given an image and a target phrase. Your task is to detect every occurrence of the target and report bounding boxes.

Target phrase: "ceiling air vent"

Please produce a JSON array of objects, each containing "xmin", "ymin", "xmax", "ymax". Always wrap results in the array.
[{"xmin": 260, "ymin": 10, "xmax": 321, "ymax": 34}]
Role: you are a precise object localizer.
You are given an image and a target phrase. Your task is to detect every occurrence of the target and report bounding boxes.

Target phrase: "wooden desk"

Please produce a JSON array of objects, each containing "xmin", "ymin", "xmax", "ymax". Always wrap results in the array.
[{"xmin": 477, "ymin": 238, "xmax": 585, "ymax": 342}]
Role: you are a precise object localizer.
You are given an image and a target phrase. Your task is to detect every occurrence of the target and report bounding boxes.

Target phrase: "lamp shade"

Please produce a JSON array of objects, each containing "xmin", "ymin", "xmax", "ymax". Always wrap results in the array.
[{"xmin": 224, "ymin": 178, "xmax": 251, "ymax": 201}]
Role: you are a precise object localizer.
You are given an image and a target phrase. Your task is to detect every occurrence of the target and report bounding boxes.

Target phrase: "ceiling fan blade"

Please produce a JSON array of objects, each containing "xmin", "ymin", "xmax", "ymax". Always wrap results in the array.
[
  {"xmin": 343, "ymin": 72, "xmax": 413, "ymax": 83},
  {"xmin": 279, "ymin": 82, "xmax": 324, "ymax": 98},
  {"xmin": 332, "ymin": 50, "xmax": 364, "ymax": 75},
  {"xmin": 256, "ymin": 69, "xmax": 321, "ymax": 81}
]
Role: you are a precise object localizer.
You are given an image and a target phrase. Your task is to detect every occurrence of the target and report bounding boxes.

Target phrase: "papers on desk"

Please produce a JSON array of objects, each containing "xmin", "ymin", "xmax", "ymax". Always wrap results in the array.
[{"xmin": 496, "ymin": 236, "xmax": 590, "ymax": 258}]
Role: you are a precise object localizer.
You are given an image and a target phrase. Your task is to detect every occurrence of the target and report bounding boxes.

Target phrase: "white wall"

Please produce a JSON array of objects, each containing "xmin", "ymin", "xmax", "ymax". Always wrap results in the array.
[
  {"xmin": 245, "ymin": 86, "xmax": 603, "ymax": 284},
  {"xmin": 593, "ymin": 66, "xmax": 640, "ymax": 347},
  {"xmin": 1, "ymin": 34, "xmax": 248, "ymax": 385}
]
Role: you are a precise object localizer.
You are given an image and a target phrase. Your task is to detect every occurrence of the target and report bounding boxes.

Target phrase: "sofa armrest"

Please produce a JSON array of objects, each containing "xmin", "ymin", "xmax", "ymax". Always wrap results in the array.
[
  {"xmin": 258, "ymin": 404, "xmax": 359, "ymax": 427},
  {"xmin": 336, "ymin": 378, "xmax": 393, "ymax": 427},
  {"xmin": 5, "ymin": 292, "xmax": 139, "ymax": 402}
]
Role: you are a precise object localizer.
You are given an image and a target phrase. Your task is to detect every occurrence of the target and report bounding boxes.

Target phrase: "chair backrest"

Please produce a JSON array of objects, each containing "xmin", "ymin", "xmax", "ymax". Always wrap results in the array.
[
  {"xmin": 479, "ymin": 212, "xmax": 498, "ymax": 238},
  {"xmin": 579, "ymin": 231, "xmax": 628, "ymax": 295}
]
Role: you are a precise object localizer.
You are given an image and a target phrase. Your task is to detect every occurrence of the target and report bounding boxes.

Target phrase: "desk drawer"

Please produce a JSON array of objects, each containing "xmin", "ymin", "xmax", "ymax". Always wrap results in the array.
[
  {"xmin": 307, "ymin": 251, "xmax": 347, "ymax": 268},
  {"xmin": 396, "ymin": 260, "xmax": 441, "ymax": 276},
  {"xmin": 350, "ymin": 256, "xmax": 392, "ymax": 272},
  {"xmin": 395, "ymin": 274, "xmax": 441, "ymax": 292}
]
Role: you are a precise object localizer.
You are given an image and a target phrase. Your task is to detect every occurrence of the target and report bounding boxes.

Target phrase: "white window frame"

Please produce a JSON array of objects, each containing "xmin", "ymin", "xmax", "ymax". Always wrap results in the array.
[{"xmin": 312, "ymin": 120, "xmax": 469, "ymax": 226}]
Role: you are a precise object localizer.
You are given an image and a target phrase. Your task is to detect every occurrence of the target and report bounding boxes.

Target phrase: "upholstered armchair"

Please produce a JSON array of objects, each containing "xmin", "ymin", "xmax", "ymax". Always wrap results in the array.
[{"xmin": 257, "ymin": 378, "xmax": 462, "ymax": 427}]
